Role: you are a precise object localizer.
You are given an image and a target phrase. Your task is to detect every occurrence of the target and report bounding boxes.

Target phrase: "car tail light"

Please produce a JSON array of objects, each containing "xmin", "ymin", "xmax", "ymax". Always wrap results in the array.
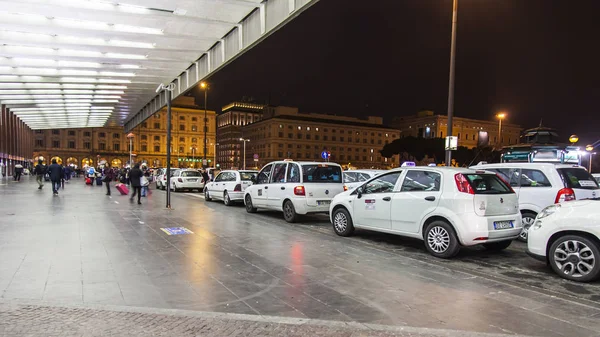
[
  {"xmin": 234, "ymin": 184, "xmax": 242, "ymax": 192},
  {"xmin": 200, "ymin": 178, "xmax": 204, "ymax": 183},
  {"xmin": 343, "ymin": 185, "xmax": 348, "ymax": 191},
  {"xmin": 555, "ymin": 188, "xmax": 575, "ymax": 203},
  {"xmin": 454, "ymin": 173, "xmax": 474, "ymax": 194},
  {"xmin": 178, "ymin": 178, "xmax": 183, "ymax": 183},
  {"xmin": 294, "ymin": 186, "xmax": 306, "ymax": 196},
  {"xmin": 495, "ymin": 174, "xmax": 515, "ymax": 193}
]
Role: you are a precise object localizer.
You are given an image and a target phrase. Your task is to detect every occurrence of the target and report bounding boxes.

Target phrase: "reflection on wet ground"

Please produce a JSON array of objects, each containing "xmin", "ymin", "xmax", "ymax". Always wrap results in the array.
[{"xmin": 1, "ymin": 178, "xmax": 599, "ymax": 337}]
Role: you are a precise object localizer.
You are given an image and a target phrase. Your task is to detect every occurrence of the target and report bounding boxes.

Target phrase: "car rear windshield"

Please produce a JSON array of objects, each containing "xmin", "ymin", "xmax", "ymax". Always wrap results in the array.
[
  {"xmin": 557, "ymin": 168, "xmax": 599, "ymax": 190},
  {"xmin": 240, "ymin": 172, "xmax": 256, "ymax": 181},
  {"xmin": 181, "ymin": 171, "xmax": 201, "ymax": 177},
  {"xmin": 464, "ymin": 174, "xmax": 513, "ymax": 194},
  {"xmin": 302, "ymin": 164, "xmax": 342, "ymax": 183}
]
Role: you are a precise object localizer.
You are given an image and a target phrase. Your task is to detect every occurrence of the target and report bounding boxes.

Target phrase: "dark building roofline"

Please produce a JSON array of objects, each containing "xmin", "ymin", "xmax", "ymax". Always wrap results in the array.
[{"xmin": 243, "ymin": 114, "xmax": 398, "ymax": 131}]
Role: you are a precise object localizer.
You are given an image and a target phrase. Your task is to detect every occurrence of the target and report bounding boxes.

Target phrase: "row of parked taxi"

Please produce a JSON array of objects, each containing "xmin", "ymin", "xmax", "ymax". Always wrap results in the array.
[{"xmin": 195, "ymin": 160, "xmax": 600, "ymax": 283}]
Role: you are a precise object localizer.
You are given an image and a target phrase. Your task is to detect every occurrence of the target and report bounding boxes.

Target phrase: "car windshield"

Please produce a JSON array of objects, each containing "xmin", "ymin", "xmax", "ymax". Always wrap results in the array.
[
  {"xmin": 557, "ymin": 168, "xmax": 599, "ymax": 190},
  {"xmin": 302, "ymin": 164, "xmax": 342, "ymax": 183},
  {"xmin": 464, "ymin": 174, "xmax": 513, "ymax": 194},
  {"xmin": 181, "ymin": 171, "xmax": 201, "ymax": 177},
  {"xmin": 240, "ymin": 172, "xmax": 257, "ymax": 181}
]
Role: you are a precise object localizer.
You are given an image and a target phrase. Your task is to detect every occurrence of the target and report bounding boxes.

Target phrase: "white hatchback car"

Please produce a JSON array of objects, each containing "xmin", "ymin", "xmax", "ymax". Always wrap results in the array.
[
  {"xmin": 330, "ymin": 167, "xmax": 523, "ymax": 258},
  {"xmin": 169, "ymin": 169, "xmax": 205, "ymax": 192},
  {"xmin": 204, "ymin": 170, "xmax": 258, "ymax": 206},
  {"xmin": 244, "ymin": 160, "xmax": 345, "ymax": 222},
  {"xmin": 527, "ymin": 200, "xmax": 600, "ymax": 282},
  {"xmin": 343, "ymin": 170, "xmax": 386, "ymax": 191},
  {"xmin": 471, "ymin": 163, "xmax": 600, "ymax": 242}
]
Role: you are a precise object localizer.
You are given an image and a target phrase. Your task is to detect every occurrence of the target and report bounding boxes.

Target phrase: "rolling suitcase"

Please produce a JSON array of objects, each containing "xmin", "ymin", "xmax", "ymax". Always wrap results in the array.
[
  {"xmin": 115, "ymin": 183, "xmax": 129, "ymax": 195},
  {"xmin": 85, "ymin": 177, "xmax": 92, "ymax": 185},
  {"xmin": 96, "ymin": 176, "xmax": 103, "ymax": 186}
]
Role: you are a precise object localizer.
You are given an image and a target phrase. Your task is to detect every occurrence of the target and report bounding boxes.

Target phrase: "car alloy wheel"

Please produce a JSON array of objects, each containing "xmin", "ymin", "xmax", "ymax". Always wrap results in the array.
[
  {"xmin": 519, "ymin": 212, "xmax": 536, "ymax": 242},
  {"xmin": 427, "ymin": 226, "xmax": 450, "ymax": 254},
  {"xmin": 204, "ymin": 189, "xmax": 211, "ymax": 201},
  {"xmin": 245, "ymin": 195, "xmax": 257, "ymax": 213},
  {"xmin": 333, "ymin": 211, "xmax": 347, "ymax": 233},
  {"xmin": 551, "ymin": 237, "xmax": 598, "ymax": 281},
  {"xmin": 283, "ymin": 200, "xmax": 297, "ymax": 223},
  {"xmin": 224, "ymin": 192, "xmax": 231, "ymax": 206}
]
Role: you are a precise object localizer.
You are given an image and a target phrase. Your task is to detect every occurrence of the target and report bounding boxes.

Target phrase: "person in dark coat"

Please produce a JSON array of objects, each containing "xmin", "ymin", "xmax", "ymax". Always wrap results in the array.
[
  {"xmin": 46, "ymin": 159, "xmax": 63, "ymax": 195},
  {"xmin": 34, "ymin": 159, "xmax": 45, "ymax": 190},
  {"xmin": 129, "ymin": 163, "xmax": 143, "ymax": 204},
  {"xmin": 104, "ymin": 166, "xmax": 114, "ymax": 196}
]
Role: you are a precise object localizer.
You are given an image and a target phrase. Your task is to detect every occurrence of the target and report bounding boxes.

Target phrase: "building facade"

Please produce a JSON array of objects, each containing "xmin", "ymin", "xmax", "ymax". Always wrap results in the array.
[
  {"xmin": 393, "ymin": 111, "xmax": 523, "ymax": 149},
  {"xmin": 33, "ymin": 97, "xmax": 217, "ymax": 169},
  {"xmin": 0, "ymin": 105, "xmax": 34, "ymax": 177},
  {"xmin": 237, "ymin": 106, "xmax": 400, "ymax": 170},
  {"xmin": 216, "ymin": 102, "xmax": 265, "ymax": 170}
]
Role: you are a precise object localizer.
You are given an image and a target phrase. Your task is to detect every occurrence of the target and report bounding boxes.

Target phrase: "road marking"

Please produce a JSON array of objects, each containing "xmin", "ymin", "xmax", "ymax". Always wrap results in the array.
[
  {"xmin": 139, "ymin": 221, "xmax": 145, "ymax": 224},
  {"xmin": 184, "ymin": 193, "xmax": 204, "ymax": 199},
  {"xmin": 114, "ymin": 201, "xmax": 119, "ymax": 204}
]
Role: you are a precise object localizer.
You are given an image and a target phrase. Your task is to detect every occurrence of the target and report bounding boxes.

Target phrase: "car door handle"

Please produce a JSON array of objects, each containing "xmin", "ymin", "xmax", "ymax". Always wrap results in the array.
[
  {"xmin": 425, "ymin": 196, "xmax": 436, "ymax": 201},
  {"xmin": 382, "ymin": 197, "xmax": 391, "ymax": 201},
  {"xmin": 280, "ymin": 187, "xmax": 285, "ymax": 190},
  {"xmin": 264, "ymin": 186, "xmax": 268, "ymax": 189}
]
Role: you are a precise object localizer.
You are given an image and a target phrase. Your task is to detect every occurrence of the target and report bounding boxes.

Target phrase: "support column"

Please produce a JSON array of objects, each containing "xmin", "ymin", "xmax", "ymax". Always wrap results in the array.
[{"xmin": 0, "ymin": 106, "xmax": 5, "ymax": 176}]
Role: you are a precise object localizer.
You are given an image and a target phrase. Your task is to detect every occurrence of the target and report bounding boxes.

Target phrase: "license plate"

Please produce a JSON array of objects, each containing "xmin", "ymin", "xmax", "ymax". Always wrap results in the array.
[
  {"xmin": 493, "ymin": 221, "xmax": 514, "ymax": 230},
  {"xmin": 188, "ymin": 179, "xmax": 197, "ymax": 182},
  {"xmin": 317, "ymin": 200, "xmax": 331, "ymax": 206}
]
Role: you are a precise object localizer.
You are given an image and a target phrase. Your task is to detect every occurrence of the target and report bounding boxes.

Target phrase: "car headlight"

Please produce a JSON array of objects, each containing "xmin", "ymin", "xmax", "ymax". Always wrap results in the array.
[{"xmin": 538, "ymin": 204, "xmax": 561, "ymax": 220}]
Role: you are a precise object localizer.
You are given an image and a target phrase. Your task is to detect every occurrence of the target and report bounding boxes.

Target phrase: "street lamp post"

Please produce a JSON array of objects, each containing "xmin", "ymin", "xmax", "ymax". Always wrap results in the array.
[
  {"xmin": 200, "ymin": 82, "xmax": 208, "ymax": 168},
  {"xmin": 190, "ymin": 147, "xmax": 196, "ymax": 166},
  {"xmin": 496, "ymin": 112, "xmax": 506, "ymax": 146},
  {"xmin": 156, "ymin": 83, "xmax": 175, "ymax": 209},
  {"xmin": 586, "ymin": 145, "xmax": 595, "ymax": 172},
  {"xmin": 239, "ymin": 138, "xmax": 250, "ymax": 170},
  {"xmin": 445, "ymin": 0, "xmax": 458, "ymax": 166},
  {"xmin": 127, "ymin": 132, "xmax": 134, "ymax": 167}
]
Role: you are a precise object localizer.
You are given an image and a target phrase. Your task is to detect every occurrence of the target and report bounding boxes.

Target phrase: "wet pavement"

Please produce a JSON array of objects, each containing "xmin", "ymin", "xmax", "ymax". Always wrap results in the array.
[{"xmin": 1, "ymin": 176, "xmax": 599, "ymax": 337}]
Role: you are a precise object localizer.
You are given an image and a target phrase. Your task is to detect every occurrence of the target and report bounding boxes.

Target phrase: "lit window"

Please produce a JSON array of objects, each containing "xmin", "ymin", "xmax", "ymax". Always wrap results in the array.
[
  {"xmin": 279, "ymin": 124, "xmax": 283, "ymax": 128},
  {"xmin": 306, "ymin": 127, "xmax": 310, "ymax": 131},
  {"xmin": 316, "ymin": 128, "xmax": 319, "ymax": 132},
  {"xmin": 297, "ymin": 126, "xmax": 301, "ymax": 130}
]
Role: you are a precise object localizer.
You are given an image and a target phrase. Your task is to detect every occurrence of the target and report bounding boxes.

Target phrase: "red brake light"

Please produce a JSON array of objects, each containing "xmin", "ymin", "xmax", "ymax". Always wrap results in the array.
[
  {"xmin": 454, "ymin": 173, "xmax": 475, "ymax": 194},
  {"xmin": 234, "ymin": 184, "xmax": 242, "ymax": 192},
  {"xmin": 294, "ymin": 186, "xmax": 306, "ymax": 196},
  {"xmin": 178, "ymin": 178, "xmax": 183, "ymax": 183},
  {"xmin": 495, "ymin": 174, "xmax": 515, "ymax": 193},
  {"xmin": 555, "ymin": 188, "xmax": 576, "ymax": 203}
]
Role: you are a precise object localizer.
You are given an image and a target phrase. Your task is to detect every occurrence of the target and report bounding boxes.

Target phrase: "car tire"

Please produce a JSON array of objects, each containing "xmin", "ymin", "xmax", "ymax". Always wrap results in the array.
[
  {"xmin": 223, "ymin": 191, "xmax": 232, "ymax": 206},
  {"xmin": 245, "ymin": 195, "xmax": 257, "ymax": 213},
  {"xmin": 282, "ymin": 200, "xmax": 298, "ymax": 223},
  {"xmin": 204, "ymin": 189, "xmax": 212, "ymax": 201},
  {"xmin": 332, "ymin": 207, "xmax": 354, "ymax": 237},
  {"xmin": 424, "ymin": 221, "xmax": 460, "ymax": 259},
  {"xmin": 549, "ymin": 235, "xmax": 600, "ymax": 282},
  {"xmin": 518, "ymin": 211, "xmax": 537, "ymax": 242},
  {"xmin": 483, "ymin": 240, "xmax": 512, "ymax": 251}
]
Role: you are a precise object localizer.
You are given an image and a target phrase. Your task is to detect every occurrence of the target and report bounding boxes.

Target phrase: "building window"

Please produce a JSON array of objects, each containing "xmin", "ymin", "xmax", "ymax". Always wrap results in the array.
[
  {"xmin": 113, "ymin": 143, "xmax": 120, "ymax": 151},
  {"xmin": 315, "ymin": 134, "xmax": 321, "ymax": 141},
  {"xmin": 67, "ymin": 141, "xmax": 75, "ymax": 149},
  {"xmin": 52, "ymin": 129, "xmax": 60, "ymax": 135},
  {"xmin": 179, "ymin": 124, "xmax": 185, "ymax": 131},
  {"xmin": 84, "ymin": 131, "xmax": 91, "ymax": 137},
  {"xmin": 99, "ymin": 132, "xmax": 106, "ymax": 138},
  {"xmin": 141, "ymin": 135, "xmax": 147, "ymax": 140},
  {"xmin": 35, "ymin": 139, "xmax": 44, "ymax": 147},
  {"xmin": 52, "ymin": 140, "xmax": 60, "ymax": 148},
  {"xmin": 191, "ymin": 125, "xmax": 197, "ymax": 132},
  {"xmin": 154, "ymin": 145, "xmax": 160, "ymax": 152},
  {"xmin": 113, "ymin": 133, "xmax": 120, "ymax": 139},
  {"xmin": 154, "ymin": 136, "xmax": 160, "ymax": 141},
  {"xmin": 179, "ymin": 137, "xmax": 185, "ymax": 142},
  {"xmin": 306, "ymin": 134, "xmax": 311, "ymax": 140},
  {"xmin": 179, "ymin": 146, "xmax": 184, "ymax": 153},
  {"xmin": 192, "ymin": 117, "xmax": 197, "ymax": 122},
  {"xmin": 141, "ymin": 145, "xmax": 147, "ymax": 152},
  {"xmin": 323, "ymin": 136, "xmax": 328, "ymax": 141},
  {"xmin": 35, "ymin": 130, "xmax": 44, "ymax": 134},
  {"xmin": 288, "ymin": 133, "xmax": 293, "ymax": 139},
  {"xmin": 191, "ymin": 137, "xmax": 197, "ymax": 143},
  {"xmin": 142, "ymin": 122, "xmax": 147, "ymax": 128},
  {"xmin": 340, "ymin": 137, "xmax": 344, "ymax": 142},
  {"xmin": 153, "ymin": 123, "xmax": 160, "ymax": 129},
  {"xmin": 297, "ymin": 133, "xmax": 302, "ymax": 139},
  {"xmin": 99, "ymin": 143, "xmax": 106, "ymax": 150},
  {"xmin": 179, "ymin": 116, "xmax": 185, "ymax": 121},
  {"xmin": 83, "ymin": 142, "xmax": 91, "ymax": 149},
  {"xmin": 278, "ymin": 132, "xmax": 284, "ymax": 138},
  {"xmin": 332, "ymin": 136, "xmax": 337, "ymax": 141},
  {"xmin": 68, "ymin": 130, "xmax": 75, "ymax": 136}
]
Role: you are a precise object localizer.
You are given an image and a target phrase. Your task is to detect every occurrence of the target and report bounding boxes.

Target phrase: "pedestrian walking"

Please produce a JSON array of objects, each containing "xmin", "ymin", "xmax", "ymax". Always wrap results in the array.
[
  {"xmin": 103, "ymin": 166, "xmax": 114, "ymax": 196},
  {"xmin": 201, "ymin": 169, "xmax": 210, "ymax": 185},
  {"xmin": 141, "ymin": 170, "xmax": 150, "ymax": 197},
  {"xmin": 129, "ymin": 164, "xmax": 143, "ymax": 204},
  {"xmin": 46, "ymin": 159, "xmax": 63, "ymax": 195},
  {"xmin": 13, "ymin": 164, "xmax": 23, "ymax": 181},
  {"xmin": 34, "ymin": 159, "xmax": 45, "ymax": 190}
]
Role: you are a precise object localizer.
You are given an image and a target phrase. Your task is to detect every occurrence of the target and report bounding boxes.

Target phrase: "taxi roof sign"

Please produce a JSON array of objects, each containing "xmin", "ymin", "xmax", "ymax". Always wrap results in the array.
[{"xmin": 401, "ymin": 161, "xmax": 416, "ymax": 167}]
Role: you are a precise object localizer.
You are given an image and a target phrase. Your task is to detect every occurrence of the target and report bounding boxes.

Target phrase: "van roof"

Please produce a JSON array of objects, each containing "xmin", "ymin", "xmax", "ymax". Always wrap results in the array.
[{"xmin": 471, "ymin": 163, "xmax": 585, "ymax": 169}]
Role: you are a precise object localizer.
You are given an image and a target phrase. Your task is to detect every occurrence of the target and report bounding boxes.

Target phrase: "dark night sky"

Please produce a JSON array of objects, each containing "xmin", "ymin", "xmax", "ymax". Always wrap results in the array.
[{"xmin": 190, "ymin": 0, "xmax": 600, "ymax": 143}]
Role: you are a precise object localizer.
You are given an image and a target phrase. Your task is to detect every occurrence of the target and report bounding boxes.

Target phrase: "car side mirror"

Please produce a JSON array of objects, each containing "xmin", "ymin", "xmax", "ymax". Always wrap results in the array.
[
  {"xmin": 251, "ymin": 176, "xmax": 257, "ymax": 183},
  {"xmin": 356, "ymin": 187, "xmax": 363, "ymax": 199}
]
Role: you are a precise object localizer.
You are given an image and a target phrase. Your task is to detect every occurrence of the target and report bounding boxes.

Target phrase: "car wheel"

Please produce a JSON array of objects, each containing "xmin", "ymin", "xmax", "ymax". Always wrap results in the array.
[
  {"xmin": 282, "ymin": 200, "xmax": 298, "ymax": 223},
  {"xmin": 223, "ymin": 192, "xmax": 232, "ymax": 206},
  {"xmin": 518, "ymin": 212, "xmax": 537, "ymax": 242},
  {"xmin": 483, "ymin": 240, "xmax": 512, "ymax": 251},
  {"xmin": 549, "ymin": 235, "xmax": 600, "ymax": 282},
  {"xmin": 204, "ymin": 189, "xmax": 212, "ymax": 201},
  {"xmin": 332, "ymin": 207, "xmax": 354, "ymax": 237},
  {"xmin": 424, "ymin": 221, "xmax": 460, "ymax": 259},
  {"xmin": 245, "ymin": 195, "xmax": 257, "ymax": 213}
]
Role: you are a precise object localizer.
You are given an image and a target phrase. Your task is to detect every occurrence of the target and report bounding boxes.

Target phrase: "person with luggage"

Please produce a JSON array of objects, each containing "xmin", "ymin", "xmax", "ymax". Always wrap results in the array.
[
  {"xmin": 103, "ymin": 166, "xmax": 114, "ymax": 196},
  {"xmin": 34, "ymin": 159, "xmax": 45, "ymax": 190},
  {"xmin": 141, "ymin": 170, "xmax": 151, "ymax": 197},
  {"xmin": 129, "ymin": 163, "xmax": 143, "ymax": 204},
  {"xmin": 87, "ymin": 166, "xmax": 96, "ymax": 184},
  {"xmin": 46, "ymin": 159, "xmax": 63, "ymax": 195}
]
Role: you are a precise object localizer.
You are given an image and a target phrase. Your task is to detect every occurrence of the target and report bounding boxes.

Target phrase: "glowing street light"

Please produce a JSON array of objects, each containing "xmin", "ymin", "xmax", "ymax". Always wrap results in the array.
[
  {"xmin": 569, "ymin": 135, "xmax": 579, "ymax": 144},
  {"xmin": 496, "ymin": 112, "xmax": 506, "ymax": 146}
]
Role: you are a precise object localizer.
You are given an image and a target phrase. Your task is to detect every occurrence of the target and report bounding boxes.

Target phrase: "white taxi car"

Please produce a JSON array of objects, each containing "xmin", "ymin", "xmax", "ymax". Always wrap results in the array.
[
  {"xmin": 329, "ymin": 167, "xmax": 523, "ymax": 258},
  {"xmin": 343, "ymin": 170, "xmax": 386, "ymax": 191},
  {"xmin": 204, "ymin": 170, "xmax": 258, "ymax": 206},
  {"xmin": 169, "ymin": 169, "xmax": 204, "ymax": 192},
  {"xmin": 527, "ymin": 200, "xmax": 600, "ymax": 282},
  {"xmin": 244, "ymin": 160, "xmax": 345, "ymax": 222}
]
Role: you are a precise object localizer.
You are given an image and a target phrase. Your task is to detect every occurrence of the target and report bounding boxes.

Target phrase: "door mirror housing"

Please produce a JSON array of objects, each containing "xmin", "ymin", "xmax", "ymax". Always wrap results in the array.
[
  {"xmin": 356, "ymin": 187, "xmax": 363, "ymax": 199},
  {"xmin": 250, "ymin": 176, "xmax": 257, "ymax": 183}
]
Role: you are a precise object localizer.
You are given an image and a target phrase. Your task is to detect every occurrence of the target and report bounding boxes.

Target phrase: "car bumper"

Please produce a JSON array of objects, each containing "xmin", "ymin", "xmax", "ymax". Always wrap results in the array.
[
  {"xmin": 526, "ymin": 250, "xmax": 546, "ymax": 262},
  {"xmin": 227, "ymin": 191, "xmax": 245, "ymax": 202},
  {"xmin": 292, "ymin": 199, "xmax": 331, "ymax": 215},
  {"xmin": 457, "ymin": 213, "xmax": 522, "ymax": 246},
  {"xmin": 176, "ymin": 183, "xmax": 205, "ymax": 189}
]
